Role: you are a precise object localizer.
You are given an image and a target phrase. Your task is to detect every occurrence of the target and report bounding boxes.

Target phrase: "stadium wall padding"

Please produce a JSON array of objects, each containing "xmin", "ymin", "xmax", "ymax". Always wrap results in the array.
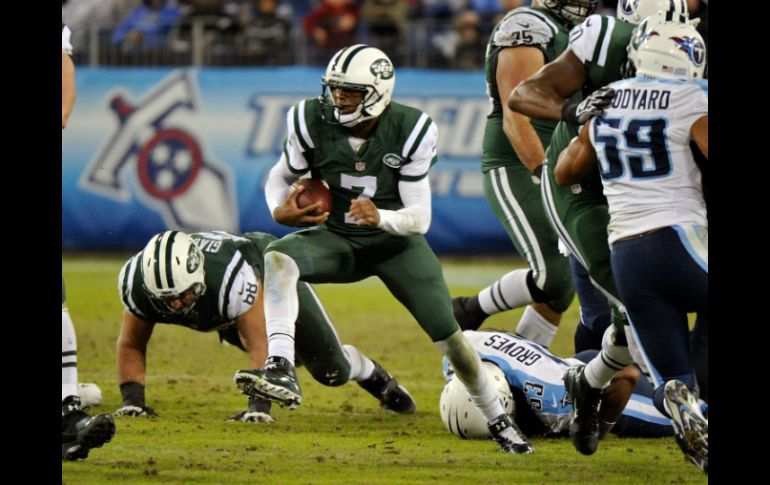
[{"xmin": 63, "ymin": 67, "xmax": 515, "ymax": 254}]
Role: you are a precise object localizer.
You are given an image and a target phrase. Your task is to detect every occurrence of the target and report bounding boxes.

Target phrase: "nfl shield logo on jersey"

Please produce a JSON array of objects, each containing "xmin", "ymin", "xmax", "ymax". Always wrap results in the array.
[{"xmin": 355, "ymin": 161, "xmax": 366, "ymax": 172}]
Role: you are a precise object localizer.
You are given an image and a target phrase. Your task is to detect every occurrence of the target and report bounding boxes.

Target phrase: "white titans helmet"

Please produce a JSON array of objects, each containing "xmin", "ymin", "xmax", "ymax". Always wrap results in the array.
[
  {"xmin": 617, "ymin": 0, "xmax": 689, "ymax": 24},
  {"xmin": 629, "ymin": 19, "xmax": 706, "ymax": 80},
  {"xmin": 141, "ymin": 231, "xmax": 206, "ymax": 315},
  {"xmin": 439, "ymin": 362, "xmax": 514, "ymax": 439},
  {"xmin": 320, "ymin": 44, "xmax": 395, "ymax": 126}
]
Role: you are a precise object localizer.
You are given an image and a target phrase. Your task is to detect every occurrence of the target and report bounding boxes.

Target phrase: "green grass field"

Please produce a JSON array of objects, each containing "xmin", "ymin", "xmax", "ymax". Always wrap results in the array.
[{"xmin": 62, "ymin": 254, "xmax": 707, "ymax": 484}]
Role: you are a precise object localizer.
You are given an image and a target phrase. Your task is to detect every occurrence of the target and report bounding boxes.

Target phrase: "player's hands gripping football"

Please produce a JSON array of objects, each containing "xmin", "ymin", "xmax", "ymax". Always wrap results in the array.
[
  {"xmin": 346, "ymin": 198, "xmax": 380, "ymax": 227},
  {"xmin": 273, "ymin": 185, "xmax": 329, "ymax": 227}
]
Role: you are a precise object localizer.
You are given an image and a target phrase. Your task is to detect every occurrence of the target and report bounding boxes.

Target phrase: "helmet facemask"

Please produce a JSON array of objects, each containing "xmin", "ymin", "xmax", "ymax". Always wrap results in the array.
[{"xmin": 320, "ymin": 79, "xmax": 384, "ymax": 127}]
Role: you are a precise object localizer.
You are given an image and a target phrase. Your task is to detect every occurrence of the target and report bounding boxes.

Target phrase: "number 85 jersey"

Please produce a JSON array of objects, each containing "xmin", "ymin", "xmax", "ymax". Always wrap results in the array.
[
  {"xmin": 588, "ymin": 78, "xmax": 708, "ymax": 244},
  {"xmin": 118, "ymin": 231, "xmax": 269, "ymax": 331}
]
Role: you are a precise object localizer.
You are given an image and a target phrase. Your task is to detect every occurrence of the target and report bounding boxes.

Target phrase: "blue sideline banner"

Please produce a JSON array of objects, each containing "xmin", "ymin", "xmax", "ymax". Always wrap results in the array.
[{"xmin": 63, "ymin": 67, "xmax": 514, "ymax": 254}]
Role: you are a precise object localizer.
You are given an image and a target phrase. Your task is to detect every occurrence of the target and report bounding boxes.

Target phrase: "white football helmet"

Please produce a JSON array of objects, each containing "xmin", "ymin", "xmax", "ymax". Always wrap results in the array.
[
  {"xmin": 539, "ymin": 0, "xmax": 599, "ymax": 26},
  {"xmin": 320, "ymin": 44, "xmax": 395, "ymax": 127},
  {"xmin": 439, "ymin": 362, "xmax": 514, "ymax": 439},
  {"xmin": 616, "ymin": 0, "xmax": 688, "ymax": 25},
  {"xmin": 628, "ymin": 19, "xmax": 706, "ymax": 80},
  {"xmin": 141, "ymin": 231, "xmax": 206, "ymax": 315}
]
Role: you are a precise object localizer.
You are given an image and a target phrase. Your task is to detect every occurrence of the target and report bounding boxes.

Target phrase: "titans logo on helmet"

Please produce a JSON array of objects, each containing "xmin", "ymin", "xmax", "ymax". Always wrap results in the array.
[{"xmin": 671, "ymin": 36, "xmax": 706, "ymax": 67}]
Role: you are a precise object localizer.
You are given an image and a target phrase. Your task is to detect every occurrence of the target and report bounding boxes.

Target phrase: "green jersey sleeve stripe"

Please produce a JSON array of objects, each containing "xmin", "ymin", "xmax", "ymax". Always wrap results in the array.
[
  {"xmin": 121, "ymin": 255, "xmax": 146, "ymax": 318},
  {"xmin": 401, "ymin": 113, "xmax": 430, "ymax": 158},
  {"xmin": 596, "ymin": 16, "xmax": 614, "ymax": 67},
  {"xmin": 591, "ymin": 16, "xmax": 612, "ymax": 67},
  {"xmin": 407, "ymin": 117, "xmax": 434, "ymax": 159},
  {"xmin": 291, "ymin": 104, "xmax": 313, "ymax": 153},
  {"xmin": 220, "ymin": 252, "xmax": 246, "ymax": 321},
  {"xmin": 400, "ymin": 155, "xmax": 437, "ymax": 181},
  {"xmin": 282, "ymin": 142, "xmax": 308, "ymax": 175}
]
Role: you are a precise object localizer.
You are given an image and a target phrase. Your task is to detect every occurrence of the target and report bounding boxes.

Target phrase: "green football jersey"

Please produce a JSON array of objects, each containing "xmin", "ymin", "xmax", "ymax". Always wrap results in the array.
[
  {"xmin": 118, "ymin": 231, "xmax": 274, "ymax": 331},
  {"xmin": 548, "ymin": 15, "xmax": 636, "ymax": 186},
  {"xmin": 481, "ymin": 6, "xmax": 573, "ymax": 172},
  {"xmin": 283, "ymin": 99, "xmax": 437, "ymax": 236}
]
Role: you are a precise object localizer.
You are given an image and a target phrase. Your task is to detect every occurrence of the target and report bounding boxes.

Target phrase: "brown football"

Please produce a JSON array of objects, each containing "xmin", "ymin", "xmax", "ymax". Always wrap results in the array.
[{"xmin": 292, "ymin": 178, "xmax": 333, "ymax": 214}]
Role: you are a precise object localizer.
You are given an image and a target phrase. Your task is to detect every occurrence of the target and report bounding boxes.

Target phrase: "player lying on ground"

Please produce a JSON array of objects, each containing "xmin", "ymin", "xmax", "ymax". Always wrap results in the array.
[{"xmin": 440, "ymin": 329, "xmax": 674, "ymax": 441}]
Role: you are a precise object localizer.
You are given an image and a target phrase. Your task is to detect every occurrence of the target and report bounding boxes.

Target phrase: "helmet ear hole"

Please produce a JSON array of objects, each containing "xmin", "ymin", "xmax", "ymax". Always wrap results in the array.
[{"xmin": 439, "ymin": 362, "xmax": 514, "ymax": 439}]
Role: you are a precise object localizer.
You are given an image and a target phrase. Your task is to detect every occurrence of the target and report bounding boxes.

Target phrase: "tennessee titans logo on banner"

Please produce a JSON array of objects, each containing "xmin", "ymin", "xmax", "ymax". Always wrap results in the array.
[
  {"xmin": 671, "ymin": 36, "xmax": 706, "ymax": 67},
  {"xmin": 79, "ymin": 71, "xmax": 238, "ymax": 233}
]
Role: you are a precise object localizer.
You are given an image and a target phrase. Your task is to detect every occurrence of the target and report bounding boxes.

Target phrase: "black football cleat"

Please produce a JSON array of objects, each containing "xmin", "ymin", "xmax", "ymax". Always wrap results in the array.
[
  {"xmin": 235, "ymin": 356, "xmax": 302, "ymax": 409},
  {"xmin": 358, "ymin": 360, "xmax": 416, "ymax": 414}
]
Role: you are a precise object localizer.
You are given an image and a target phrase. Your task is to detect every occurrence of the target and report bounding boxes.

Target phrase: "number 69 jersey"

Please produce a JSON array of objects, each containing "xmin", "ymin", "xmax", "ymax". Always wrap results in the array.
[
  {"xmin": 588, "ymin": 78, "xmax": 708, "ymax": 244},
  {"xmin": 118, "ymin": 231, "xmax": 275, "ymax": 331}
]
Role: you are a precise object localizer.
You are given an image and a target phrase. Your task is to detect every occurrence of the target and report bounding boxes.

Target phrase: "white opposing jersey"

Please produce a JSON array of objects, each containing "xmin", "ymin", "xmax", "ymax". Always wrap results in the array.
[
  {"xmin": 588, "ymin": 78, "xmax": 708, "ymax": 243},
  {"xmin": 62, "ymin": 24, "xmax": 73, "ymax": 55},
  {"xmin": 443, "ymin": 330, "xmax": 575, "ymax": 433}
]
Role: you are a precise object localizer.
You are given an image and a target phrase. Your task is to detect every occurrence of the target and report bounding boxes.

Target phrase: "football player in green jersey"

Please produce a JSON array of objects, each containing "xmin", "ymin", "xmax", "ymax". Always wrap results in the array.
[
  {"xmin": 509, "ymin": 0, "xmax": 696, "ymax": 456},
  {"xmin": 61, "ymin": 22, "xmax": 116, "ymax": 461},
  {"xmin": 236, "ymin": 45, "xmax": 533, "ymax": 454},
  {"xmin": 115, "ymin": 230, "xmax": 416, "ymax": 423},
  {"xmin": 452, "ymin": 0, "xmax": 601, "ymax": 349}
]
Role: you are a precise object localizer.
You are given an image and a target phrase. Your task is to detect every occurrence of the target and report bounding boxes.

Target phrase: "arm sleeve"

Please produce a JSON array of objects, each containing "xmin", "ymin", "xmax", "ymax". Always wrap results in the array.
[
  {"xmin": 376, "ymin": 177, "xmax": 432, "ymax": 236},
  {"xmin": 264, "ymin": 155, "xmax": 298, "ymax": 216},
  {"xmin": 265, "ymin": 102, "xmax": 314, "ymax": 215}
]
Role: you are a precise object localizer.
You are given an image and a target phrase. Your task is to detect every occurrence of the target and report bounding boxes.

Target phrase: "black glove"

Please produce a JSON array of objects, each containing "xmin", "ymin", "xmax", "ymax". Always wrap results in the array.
[
  {"xmin": 115, "ymin": 381, "xmax": 158, "ymax": 417},
  {"xmin": 561, "ymin": 86, "xmax": 616, "ymax": 124}
]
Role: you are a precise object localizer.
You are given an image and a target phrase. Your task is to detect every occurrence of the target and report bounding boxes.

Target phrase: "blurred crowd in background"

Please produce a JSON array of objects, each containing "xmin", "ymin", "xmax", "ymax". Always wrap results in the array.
[{"xmin": 62, "ymin": 0, "xmax": 707, "ymax": 69}]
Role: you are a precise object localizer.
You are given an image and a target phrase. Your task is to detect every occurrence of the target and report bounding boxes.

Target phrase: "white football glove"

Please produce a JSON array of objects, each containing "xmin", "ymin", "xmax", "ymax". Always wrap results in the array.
[{"xmin": 78, "ymin": 383, "xmax": 102, "ymax": 408}]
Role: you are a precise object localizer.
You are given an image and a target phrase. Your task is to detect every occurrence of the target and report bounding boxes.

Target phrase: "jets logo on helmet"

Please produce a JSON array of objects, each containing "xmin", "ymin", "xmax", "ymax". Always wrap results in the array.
[
  {"xmin": 141, "ymin": 231, "xmax": 207, "ymax": 315},
  {"xmin": 370, "ymin": 59, "xmax": 394, "ymax": 80},
  {"xmin": 320, "ymin": 45, "xmax": 396, "ymax": 127},
  {"xmin": 187, "ymin": 243, "xmax": 202, "ymax": 273}
]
